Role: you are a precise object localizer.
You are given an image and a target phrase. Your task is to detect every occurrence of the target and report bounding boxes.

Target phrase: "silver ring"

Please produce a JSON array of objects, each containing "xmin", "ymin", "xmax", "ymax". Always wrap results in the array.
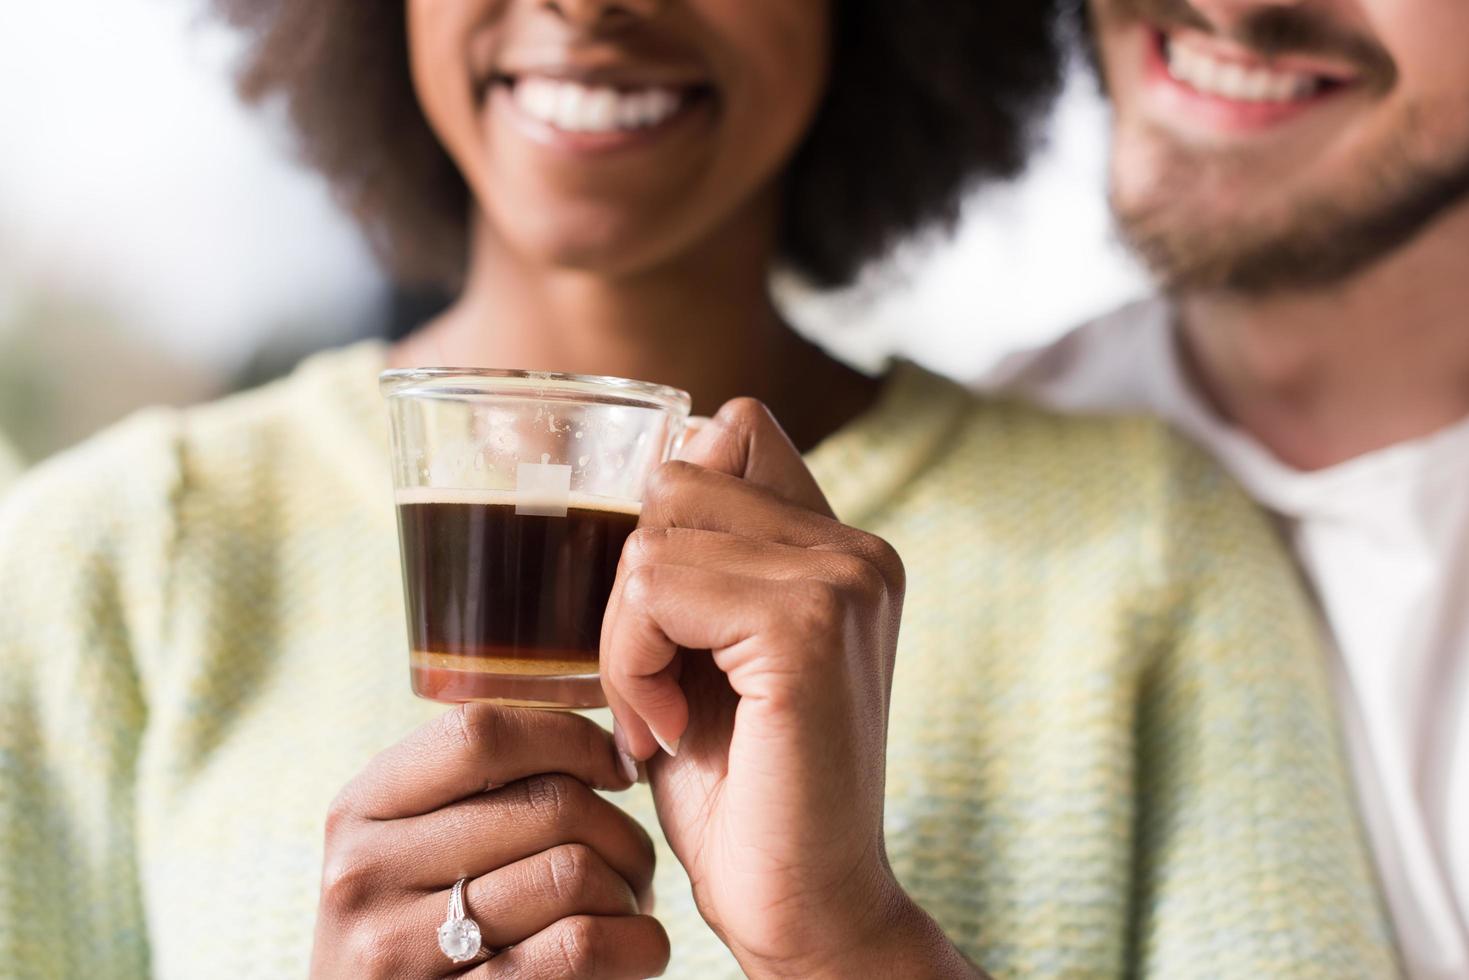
[{"xmin": 438, "ymin": 877, "xmax": 493, "ymax": 964}]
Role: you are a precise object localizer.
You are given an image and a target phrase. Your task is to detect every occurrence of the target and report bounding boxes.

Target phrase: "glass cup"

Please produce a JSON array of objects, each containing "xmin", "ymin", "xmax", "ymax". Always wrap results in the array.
[{"xmin": 381, "ymin": 368, "xmax": 691, "ymax": 710}]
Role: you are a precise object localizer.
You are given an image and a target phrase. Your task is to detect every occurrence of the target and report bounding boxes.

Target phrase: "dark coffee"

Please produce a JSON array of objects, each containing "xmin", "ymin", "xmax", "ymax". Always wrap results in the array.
[{"xmin": 396, "ymin": 491, "xmax": 638, "ymax": 708}]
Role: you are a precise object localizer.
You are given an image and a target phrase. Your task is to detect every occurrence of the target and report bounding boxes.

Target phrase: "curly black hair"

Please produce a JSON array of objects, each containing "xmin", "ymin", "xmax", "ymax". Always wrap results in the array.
[{"xmin": 214, "ymin": 1, "xmax": 1063, "ymax": 289}]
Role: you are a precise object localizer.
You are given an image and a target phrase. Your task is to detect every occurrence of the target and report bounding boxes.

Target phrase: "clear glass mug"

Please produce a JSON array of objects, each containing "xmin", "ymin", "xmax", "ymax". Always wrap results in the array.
[{"xmin": 381, "ymin": 368, "xmax": 691, "ymax": 710}]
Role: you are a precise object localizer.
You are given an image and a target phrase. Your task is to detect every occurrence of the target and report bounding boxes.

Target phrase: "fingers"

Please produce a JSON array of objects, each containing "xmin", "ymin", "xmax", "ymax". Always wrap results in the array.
[
  {"xmin": 379, "ymin": 774, "xmax": 658, "ymax": 906},
  {"xmin": 676, "ymin": 398, "xmax": 833, "ymax": 517},
  {"xmin": 603, "ymin": 397, "xmax": 904, "ymax": 761},
  {"xmin": 326, "ymin": 845, "xmax": 654, "ymax": 980},
  {"xmin": 335, "ymin": 705, "xmax": 632, "ymax": 822},
  {"xmin": 602, "ymin": 529, "xmax": 903, "ymax": 763},
  {"xmin": 639, "ymin": 454, "xmax": 906, "ymax": 592},
  {"xmin": 315, "ymin": 711, "xmax": 665, "ymax": 978},
  {"xmin": 408, "ymin": 844, "xmax": 640, "ymax": 960},
  {"xmin": 467, "ymin": 915, "xmax": 670, "ymax": 980},
  {"xmin": 603, "ymin": 563, "xmax": 838, "ymax": 760},
  {"xmin": 623, "ymin": 525, "xmax": 883, "ymax": 586},
  {"xmin": 613, "ymin": 562, "xmax": 829, "ymax": 681},
  {"xmin": 640, "ymin": 461, "xmax": 843, "ymax": 549}
]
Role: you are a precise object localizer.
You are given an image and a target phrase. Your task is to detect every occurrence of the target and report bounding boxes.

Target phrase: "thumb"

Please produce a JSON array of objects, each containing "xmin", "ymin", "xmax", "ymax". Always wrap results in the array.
[{"xmin": 678, "ymin": 399, "xmax": 833, "ymax": 517}]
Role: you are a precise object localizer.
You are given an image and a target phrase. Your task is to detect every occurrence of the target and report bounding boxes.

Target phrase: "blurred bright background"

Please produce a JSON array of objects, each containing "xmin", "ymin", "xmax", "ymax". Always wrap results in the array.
[{"xmin": 0, "ymin": 0, "xmax": 1149, "ymax": 469}]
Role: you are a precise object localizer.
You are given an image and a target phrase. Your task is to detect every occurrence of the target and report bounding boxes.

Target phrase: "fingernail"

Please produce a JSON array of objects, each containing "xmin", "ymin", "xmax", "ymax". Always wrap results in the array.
[
  {"xmin": 652, "ymin": 730, "xmax": 680, "ymax": 757},
  {"xmin": 612, "ymin": 721, "xmax": 640, "ymax": 784},
  {"xmin": 618, "ymin": 748, "xmax": 639, "ymax": 784}
]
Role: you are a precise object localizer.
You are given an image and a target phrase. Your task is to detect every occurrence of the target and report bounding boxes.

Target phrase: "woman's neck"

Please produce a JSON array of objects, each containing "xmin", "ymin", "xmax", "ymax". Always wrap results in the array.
[{"xmin": 389, "ymin": 208, "xmax": 880, "ymax": 452}]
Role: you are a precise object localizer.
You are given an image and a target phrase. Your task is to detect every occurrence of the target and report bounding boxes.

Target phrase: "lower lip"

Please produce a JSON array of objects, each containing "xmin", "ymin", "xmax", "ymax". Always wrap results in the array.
[
  {"xmin": 490, "ymin": 83, "xmax": 715, "ymax": 156},
  {"xmin": 1143, "ymin": 28, "xmax": 1349, "ymax": 134}
]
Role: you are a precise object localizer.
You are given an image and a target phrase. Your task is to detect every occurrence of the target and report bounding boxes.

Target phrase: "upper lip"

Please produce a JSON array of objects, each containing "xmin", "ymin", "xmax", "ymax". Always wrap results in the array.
[{"xmin": 495, "ymin": 60, "xmax": 712, "ymax": 90}]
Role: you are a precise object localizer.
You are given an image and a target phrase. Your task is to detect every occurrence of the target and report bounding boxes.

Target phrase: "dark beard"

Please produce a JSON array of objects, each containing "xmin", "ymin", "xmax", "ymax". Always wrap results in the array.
[{"xmin": 1117, "ymin": 124, "xmax": 1469, "ymax": 295}]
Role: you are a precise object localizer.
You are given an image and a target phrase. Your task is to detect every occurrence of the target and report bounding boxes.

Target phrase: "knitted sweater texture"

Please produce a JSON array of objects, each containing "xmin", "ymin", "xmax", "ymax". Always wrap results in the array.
[{"xmin": 0, "ymin": 344, "xmax": 1396, "ymax": 977}]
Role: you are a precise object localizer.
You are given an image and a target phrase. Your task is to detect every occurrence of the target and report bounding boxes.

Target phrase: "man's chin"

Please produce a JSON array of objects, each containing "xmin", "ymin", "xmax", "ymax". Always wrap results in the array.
[
  {"xmin": 1112, "ymin": 151, "xmax": 1469, "ymax": 296},
  {"xmin": 1116, "ymin": 212, "xmax": 1336, "ymax": 295}
]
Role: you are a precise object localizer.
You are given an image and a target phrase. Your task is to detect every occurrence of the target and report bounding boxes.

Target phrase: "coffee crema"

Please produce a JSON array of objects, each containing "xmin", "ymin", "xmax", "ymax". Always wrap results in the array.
[{"xmin": 395, "ymin": 488, "xmax": 639, "ymax": 708}]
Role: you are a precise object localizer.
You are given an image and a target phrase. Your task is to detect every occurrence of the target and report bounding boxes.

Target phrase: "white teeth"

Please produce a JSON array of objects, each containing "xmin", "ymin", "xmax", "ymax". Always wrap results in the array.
[
  {"xmin": 1262, "ymin": 74, "xmax": 1295, "ymax": 102},
  {"xmin": 512, "ymin": 77, "xmax": 688, "ymax": 133},
  {"xmin": 583, "ymin": 88, "xmax": 617, "ymax": 131},
  {"xmin": 617, "ymin": 92, "xmax": 645, "ymax": 130},
  {"xmin": 554, "ymin": 83, "xmax": 585, "ymax": 125},
  {"xmin": 1239, "ymin": 69, "xmax": 1270, "ymax": 101},
  {"xmin": 1165, "ymin": 37, "xmax": 1322, "ymax": 103},
  {"xmin": 1217, "ymin": 62, "xmax": 1246, "ymax": 95},
  {"xmin": 519, "ymin": 78, "xmax": 558, "ymax": 119}
]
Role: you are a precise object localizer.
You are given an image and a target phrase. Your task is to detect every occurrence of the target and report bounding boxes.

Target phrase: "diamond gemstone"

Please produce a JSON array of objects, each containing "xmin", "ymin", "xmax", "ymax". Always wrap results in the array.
[{"xmin": 438, "ymin": 916, "xmax": 482, "ymax": 963}]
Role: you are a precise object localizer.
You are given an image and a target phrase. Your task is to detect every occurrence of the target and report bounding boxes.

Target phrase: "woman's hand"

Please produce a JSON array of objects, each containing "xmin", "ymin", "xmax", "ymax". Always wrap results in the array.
[
  {"xmin": 310, "ymin": 705, "xmax": 669, "ymax": 979},
  {"xmin": 601, "ymin": 399, "xmax": 963, "ymax": 978}
]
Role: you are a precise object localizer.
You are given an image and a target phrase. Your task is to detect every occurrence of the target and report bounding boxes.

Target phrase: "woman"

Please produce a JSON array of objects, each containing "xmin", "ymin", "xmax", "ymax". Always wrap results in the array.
[{"xmin": 0, "ymin": 1, "xmax": 1394, "ymax": 977}]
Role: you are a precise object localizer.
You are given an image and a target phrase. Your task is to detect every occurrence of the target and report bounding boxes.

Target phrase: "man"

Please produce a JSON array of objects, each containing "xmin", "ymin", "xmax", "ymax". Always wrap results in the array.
[{"xmin": 988, "ymin": 0, "xmax": 1469, "ymax": 977}]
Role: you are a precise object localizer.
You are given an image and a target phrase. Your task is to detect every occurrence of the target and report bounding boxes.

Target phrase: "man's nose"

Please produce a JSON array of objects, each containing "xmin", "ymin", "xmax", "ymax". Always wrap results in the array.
[{"xmin": 1186, "ymin": 0, "xmax": 1307, "ymax": 33}]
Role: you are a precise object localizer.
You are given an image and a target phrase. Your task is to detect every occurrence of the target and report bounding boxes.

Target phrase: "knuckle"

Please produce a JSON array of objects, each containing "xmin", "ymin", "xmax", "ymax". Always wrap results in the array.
[
  {"xmin": 793, "ymin": 581, "xmax": 845, "ymax": 633},
  {"xmin": 347, "ymin": 924, "xmax": 402, "ymax": 976},
  {"xmin": 547, "ymin": 915, "xmax": 601, "ymax": 978},
  {"xmin": 520, "ymin": 773, "xmax": 582, "ymax": 830},
  {"xmin": 622, "ymin": 526, "xmax": 668, "ymax": 566},
  {"xmin": 543, "ymin": 843, "xmax": 599, "ymax": 904},
  {"xmin": 849, "ymin": 532, "xmax": 906, "ymax": 595},
  {"xmin": 323, "ymin": 789, "xmax": 358, "ymax": 840},
  {"xmin": 620, "ymin": 562, "xmax": 661, "ymax": 609},
  {"xmin": 645, "ymin": 459, "xmax": 697, "ymax": 506},
  {"xmin": 319, "ymin": 845, "xmax": 379, "ymax": 914},
  {"xmin": 447, "ymin": 702, "xmax": 502, "ymax": 757},
  {"xmin": 830, "ymin": 551, "xmax": 886, "ymax": 604},
  {"xmin": 868, "ymin": 536, "xmax": 907, "ymax": 595}
]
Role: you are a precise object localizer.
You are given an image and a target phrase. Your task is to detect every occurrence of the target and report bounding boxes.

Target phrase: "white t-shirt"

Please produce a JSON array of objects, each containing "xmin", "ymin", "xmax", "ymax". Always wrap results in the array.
[{"xmin": 984, "ymin": 298, "xmax": 1469, "ymax": 980}]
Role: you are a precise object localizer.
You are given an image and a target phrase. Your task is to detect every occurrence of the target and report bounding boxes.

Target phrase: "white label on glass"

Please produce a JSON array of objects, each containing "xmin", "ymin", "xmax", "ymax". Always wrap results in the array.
[{"xmin": 515, "ymin": 459, "xmax": 573, "ymax": 517}]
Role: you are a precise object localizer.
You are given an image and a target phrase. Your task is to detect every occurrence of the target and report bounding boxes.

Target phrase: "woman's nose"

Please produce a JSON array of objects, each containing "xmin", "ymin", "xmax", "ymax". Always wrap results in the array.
[{"xmin": 539, "ymin": 0, "xmax": 663, "ymax": 30}]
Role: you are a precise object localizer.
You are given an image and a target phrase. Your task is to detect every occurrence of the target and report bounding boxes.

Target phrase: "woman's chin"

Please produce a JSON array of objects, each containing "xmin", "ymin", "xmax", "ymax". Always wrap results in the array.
[
  {"xmin": 524, "ymin": 238, "xmax": 650, "ymax": 276},
  {"xmin": 496, "ymin": 219, "xmax": 688, "ymax": 279}
]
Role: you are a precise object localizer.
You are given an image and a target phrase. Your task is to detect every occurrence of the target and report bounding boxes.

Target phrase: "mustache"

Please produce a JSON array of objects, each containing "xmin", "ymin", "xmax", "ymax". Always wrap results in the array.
[{"xmin": 1105, "ymin": 0, "xmax": 1398, "ymax": 87}]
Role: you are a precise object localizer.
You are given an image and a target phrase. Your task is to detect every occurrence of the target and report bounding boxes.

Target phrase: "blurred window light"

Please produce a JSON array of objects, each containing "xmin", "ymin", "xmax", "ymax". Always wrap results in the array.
[{"xmin": 0, "ymin": 0, "xmax": 387, "ymax": 380}]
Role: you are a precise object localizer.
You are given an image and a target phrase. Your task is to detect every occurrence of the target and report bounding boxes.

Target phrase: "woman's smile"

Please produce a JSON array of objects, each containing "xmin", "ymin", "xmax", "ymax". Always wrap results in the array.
[
  {"xmin": 410, "ymin": 0, "xmax": 829, "ymax": 277},
  {"xmin": 489, "ymin": 70, "xmax": 716, "ymax": 155}
]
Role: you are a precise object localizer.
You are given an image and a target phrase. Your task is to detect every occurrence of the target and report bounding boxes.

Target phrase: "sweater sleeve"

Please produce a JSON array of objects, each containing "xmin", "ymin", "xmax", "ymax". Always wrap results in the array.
[
  {"xmin": 0, "ymin": 410, "xmax": 182, "ymax": 979},
  {"xmin": 1130, "ymin": 434, "xmax": 1399, "ymax": 978}
]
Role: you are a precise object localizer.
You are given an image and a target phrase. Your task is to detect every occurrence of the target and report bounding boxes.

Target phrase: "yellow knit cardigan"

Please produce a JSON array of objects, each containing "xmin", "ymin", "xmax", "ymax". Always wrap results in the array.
[{"xmin": 0, "ymin": 344, "xmax": 1397, "ymax": 977}]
